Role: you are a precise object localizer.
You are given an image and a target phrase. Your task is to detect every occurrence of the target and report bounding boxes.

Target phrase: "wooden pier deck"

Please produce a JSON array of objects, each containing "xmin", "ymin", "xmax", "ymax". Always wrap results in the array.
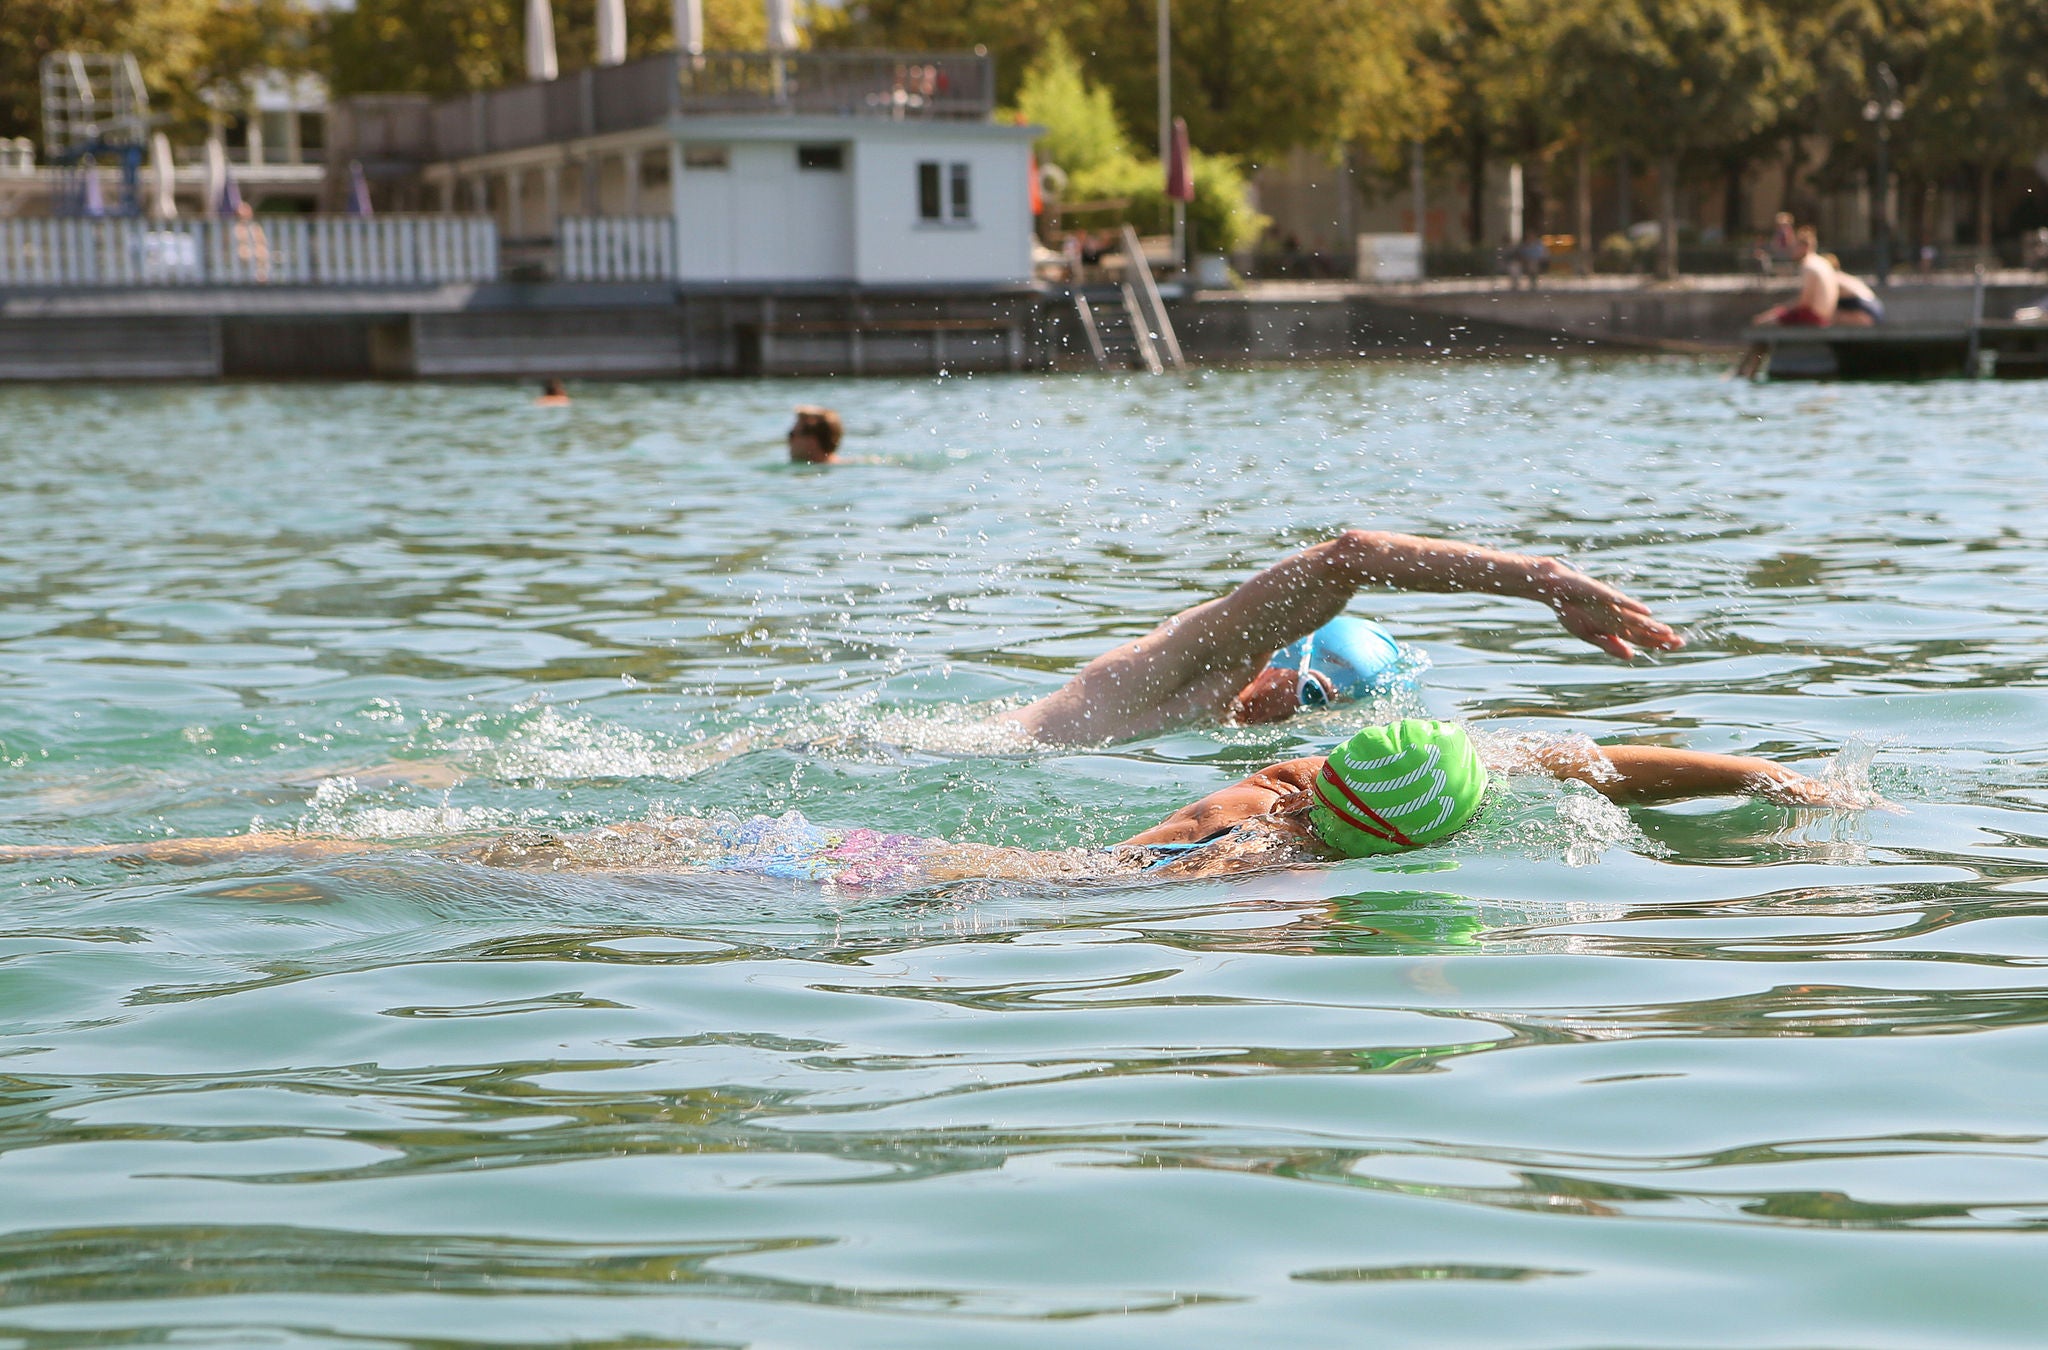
[{"xmin": 1750, "ymin": 322, "xmax": 2048, "ymax": 381}]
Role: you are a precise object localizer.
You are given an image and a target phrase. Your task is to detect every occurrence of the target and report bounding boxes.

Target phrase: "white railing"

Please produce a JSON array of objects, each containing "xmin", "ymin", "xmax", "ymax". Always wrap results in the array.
[
  {"xmin": 559, "ymin": 216, "xmax": 676, "ymax": 281},
  {"xmin": 0, "ymin": 216, "xmax": 499, "ymax": 286}
]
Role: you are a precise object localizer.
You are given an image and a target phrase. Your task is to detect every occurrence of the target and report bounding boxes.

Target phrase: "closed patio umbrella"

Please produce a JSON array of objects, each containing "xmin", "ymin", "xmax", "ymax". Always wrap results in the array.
[
  {"xmin": 765, "ymin": 0, "xmax": 798, "ymax": 51},
  {"xmin": 347, "ymin": 159, "xmax": 374, "ymax": 217},
  {"xmin": 1165, "ymin": 116, "xmax": 1193, "ymax": 269},
  {"xmin": 150, "ymin": 132, "xmax": 177, "ymax": 219},
  {"xmin": 1165, "ymin": 117, "xmax": 1193, "ymax": 203},
  {"xmin": 80, "ymin": 158, "xmax": 107, "ymax": 217},
  {"xmin": 596, "ymin": 0, "xmax": 627, "ymax": 65},
  {"xmin": 672, "ymin": 0, "xmax": 704, "ymax": 55},
  {"xmin": 526, "ymin": 0, "xmax": 559, "ymax": 81},
  {"xmin": 218, "ymin": 162, "xmax": 244, "ymax": 218},
  {"xmin": 204, "ymin": 135, "xmax": 226, "ymax": 217}
]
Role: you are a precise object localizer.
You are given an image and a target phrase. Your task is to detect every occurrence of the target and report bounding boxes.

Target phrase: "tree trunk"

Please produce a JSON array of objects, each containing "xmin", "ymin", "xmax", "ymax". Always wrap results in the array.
[
  {"xmin": 1411, "ymin": 140, "xmax": 1426, "ymax": 243},
  {"xmin": 1903, "ymin": 173, "xmax": 1924, "ymax": 268},
  {"xmin": 1575, "ymin": 140, "xmax": 1593, "ymax": 276},
  {"xmin": 1525, "ymin": 152, "xmax": 1547, "ymax": 243},
  {"xmin": 1977, "ymin": 162, "xmax": 1994, "ymax": 257},
  {"xmin": 1657, "ymin": 153, "xmax": 1678, "ymax": 280},
  {"xmin": 1614, "ymin": 149, "xmax": 1631, "ymax": 232},
  {"xmin": 1467, "ymin": 134, "xmax": 1487, "ymax": 250},
  {"xmin": 1723, "ymin": 157, "xmax": 1744, "ymax": 242},
  {"xmin": 1780, "ymin": 136, "xmax": 1804, "ymax": 221}
]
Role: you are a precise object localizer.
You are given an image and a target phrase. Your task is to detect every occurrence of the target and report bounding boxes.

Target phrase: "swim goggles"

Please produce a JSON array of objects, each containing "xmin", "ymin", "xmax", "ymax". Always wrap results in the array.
[{"xmin": 1295, "ymin": 665, "xmax": 1339, "ymax": 708}]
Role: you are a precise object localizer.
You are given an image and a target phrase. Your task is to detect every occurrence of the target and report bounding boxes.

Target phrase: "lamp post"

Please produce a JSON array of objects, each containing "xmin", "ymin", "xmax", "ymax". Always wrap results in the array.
[
  {"xmin": 1156, "ymin": 0, "xmax": 1171, "ymax": 168},
  {"xmin": 1158, "ymin": 0, "xmax": 1182, "ymax": 272},
  {"xmin": 1863, "ymin": 62, "xmax": 1903, "ymax": 281}
]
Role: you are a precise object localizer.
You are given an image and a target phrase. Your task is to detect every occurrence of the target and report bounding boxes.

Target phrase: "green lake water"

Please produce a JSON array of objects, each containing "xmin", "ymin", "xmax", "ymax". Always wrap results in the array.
[{"xmin": 3, "ymin": 361, "xmax": 2047, "ymax": 1346}]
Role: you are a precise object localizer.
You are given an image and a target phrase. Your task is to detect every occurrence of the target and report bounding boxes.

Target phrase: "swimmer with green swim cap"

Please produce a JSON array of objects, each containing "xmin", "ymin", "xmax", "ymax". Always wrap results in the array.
[
  {"xmin": 1307, "ymin": 719, "xmax": 1488, "ymax": 856},
  {"xmin": 1120, "ymin": 718, "xmax": 1856, "ymax": 868},
  {"xmin": 2, "ymin": 718, "xmax": 1859, "ymax": 880}
]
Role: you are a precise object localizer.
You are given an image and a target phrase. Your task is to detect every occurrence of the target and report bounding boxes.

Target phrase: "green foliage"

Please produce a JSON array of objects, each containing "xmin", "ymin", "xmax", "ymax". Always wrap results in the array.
[
  {"xmin": 0, "ymin": 0, "xmax": 322, "ymax": 142},
  {"xmin": 1551, "ymin": 0, "xmax": 1789, "ymax": 160},
  {"xmin": 828, "ymin": 0, "xmax": 1437, "ymax": 161},
  {"xmin": 328, "ymin": 0, "xmax": 767, "ymax": 97},
  {"xmin": 1066, "ymin": 150, "xmax": 1270, "ymax": 253},
  {"xmin": 1007, "ymin": 32, "xmax": 1129, "ymax": 174},
  {"xmin": 816, "ymin": 0, "xmax": 1069, "ymax": 104}
]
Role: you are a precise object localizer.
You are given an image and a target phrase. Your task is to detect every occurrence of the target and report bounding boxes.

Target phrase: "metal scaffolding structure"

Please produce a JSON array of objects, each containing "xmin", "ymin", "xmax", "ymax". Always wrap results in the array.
[
  {"xmin": 39, "ymin": 51, "xmax": 150, "ymax": 216},
  {"xmin": 41, "ymin": 52, "xmax": 149, "ymax": 157}
]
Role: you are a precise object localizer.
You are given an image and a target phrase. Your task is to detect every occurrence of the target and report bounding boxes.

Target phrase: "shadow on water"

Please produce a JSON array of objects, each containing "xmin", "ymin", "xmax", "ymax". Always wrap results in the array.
[{"xmin": 0, "ymin": 1225, "xmax": 1228, "ymax": 1324}]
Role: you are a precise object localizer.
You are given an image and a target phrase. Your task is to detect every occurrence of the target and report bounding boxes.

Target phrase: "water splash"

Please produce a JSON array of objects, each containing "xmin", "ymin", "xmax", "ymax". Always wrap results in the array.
[
  {"xmin": 1466, "ymin": 726, "xmax": 1656, "ymax": 865},
  {"xmin": 298, "ymin": 773, "xmax": 527, "ymax": 840},
  {"xmin": 1812, "ymin": 735, "xmax": 1893, "ymax": 812}
]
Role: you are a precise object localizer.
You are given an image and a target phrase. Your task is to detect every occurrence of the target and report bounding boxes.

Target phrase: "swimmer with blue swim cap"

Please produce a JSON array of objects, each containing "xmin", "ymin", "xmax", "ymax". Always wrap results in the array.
[
  {"xmin": 1000, "ymin": 529, "xmax": 1685, "ymax": 745},
  {"xmin": 1267, "ymin": 616, "xmax": 1409, "ymax": 708}
]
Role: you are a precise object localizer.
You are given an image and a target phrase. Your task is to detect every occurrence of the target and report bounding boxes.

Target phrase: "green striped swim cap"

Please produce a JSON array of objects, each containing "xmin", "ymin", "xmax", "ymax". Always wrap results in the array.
[{"xmin": 1307, "ymin": 719, "xmax": 1488, "ymax": 857}]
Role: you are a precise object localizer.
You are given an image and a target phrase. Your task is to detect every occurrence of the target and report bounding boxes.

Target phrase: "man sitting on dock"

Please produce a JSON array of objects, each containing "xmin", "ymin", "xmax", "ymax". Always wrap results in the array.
[
  {"xmin": 1827, "ymin": 256, "xmax": 1885, "ymax": 327},
  {"xmin": 1738, "ymin": 225, "xmax": 1838, "ymax": 377},
  {"xmin": 1752, "ymin": 226, "xmax": 1837, "ymax": 328}
]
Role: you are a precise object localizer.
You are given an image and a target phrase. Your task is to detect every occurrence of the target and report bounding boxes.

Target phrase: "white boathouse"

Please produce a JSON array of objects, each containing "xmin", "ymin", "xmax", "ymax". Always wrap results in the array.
[{"xmin": 333, "ymin": 51, "xmax": 1037, "ymax": 289}]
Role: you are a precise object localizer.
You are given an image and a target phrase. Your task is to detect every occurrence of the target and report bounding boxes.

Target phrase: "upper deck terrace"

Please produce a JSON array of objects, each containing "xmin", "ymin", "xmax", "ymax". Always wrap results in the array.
[{"xmin": 335, "ymin": 50, "xmax": 996, "ymax": 166}]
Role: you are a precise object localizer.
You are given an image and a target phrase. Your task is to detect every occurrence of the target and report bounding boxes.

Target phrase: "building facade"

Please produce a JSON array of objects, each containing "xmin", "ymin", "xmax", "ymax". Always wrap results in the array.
[{"xmin": 335, "ymin": 52, "xmax": 1037, "ymax": 288}]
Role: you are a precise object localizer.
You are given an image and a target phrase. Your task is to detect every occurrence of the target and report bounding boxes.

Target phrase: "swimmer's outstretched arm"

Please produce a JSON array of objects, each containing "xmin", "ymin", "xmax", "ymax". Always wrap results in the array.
[
  {"xmin": 0, "ymin": 832, "xmax": 392, "ymax": 867},
  {"xmin": 1324, "ymin": 531, "xmax": 1683, "ymax": 659},
  {"xmin": 1535, "ymin": 743, "xmax": 1849, "ymax": 807},
  {"xmin": 1006, "ymin": 530, "xmax": 1681, "ymax": 743}
]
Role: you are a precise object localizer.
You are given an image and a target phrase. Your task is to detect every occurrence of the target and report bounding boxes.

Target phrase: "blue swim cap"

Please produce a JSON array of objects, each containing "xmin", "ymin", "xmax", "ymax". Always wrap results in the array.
[{"xmin": 1269, "ymin": 617, "xmax": 1406, "ymax": 707}]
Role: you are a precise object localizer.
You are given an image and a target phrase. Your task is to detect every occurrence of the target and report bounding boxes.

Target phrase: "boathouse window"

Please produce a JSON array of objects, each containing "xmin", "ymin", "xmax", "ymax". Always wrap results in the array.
[
  {"xmin": 797, "ymin": 145, "xmax": 844, "ymax": 170},
  {"xmin": 949, "ymin": 163, "xmax": 970, "ymax": 219},
  {"xmin": 918, "ymin": 161, "xmax": 972, "ymax": 223},
  {"xmin": 682, "ymin": 145, "xmax": 727, "ymax": 170}
]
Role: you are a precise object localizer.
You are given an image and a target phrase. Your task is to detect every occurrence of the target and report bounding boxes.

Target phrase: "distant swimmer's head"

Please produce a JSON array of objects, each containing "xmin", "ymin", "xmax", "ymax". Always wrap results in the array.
[
  {"xmin": 1271, "ymin": 617, "xmax": 1407, "ymax": 708},
  {"xmin": 788, "ymin": 405, "xmax": 844, "ymax": 464},
  {"xmin": 1306, "ymin": 719, "xmax": 1487, "ymax": 858}
]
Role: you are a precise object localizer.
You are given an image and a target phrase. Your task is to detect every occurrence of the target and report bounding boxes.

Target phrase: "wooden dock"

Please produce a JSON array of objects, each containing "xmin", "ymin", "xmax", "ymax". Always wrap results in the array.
[{"xmin": 1750, "ymin": 322, "xmax": 2048, "ymax": 381}]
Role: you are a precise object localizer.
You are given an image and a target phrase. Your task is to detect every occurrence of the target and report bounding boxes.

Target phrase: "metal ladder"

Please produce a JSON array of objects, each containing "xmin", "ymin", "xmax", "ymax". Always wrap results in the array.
[{"xmin": 1069, "ymin": 229, "xmax": 1186, "ymax": 374}]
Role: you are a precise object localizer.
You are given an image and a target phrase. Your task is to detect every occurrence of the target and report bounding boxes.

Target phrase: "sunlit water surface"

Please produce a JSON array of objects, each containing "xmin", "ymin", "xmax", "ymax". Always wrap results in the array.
[{"xmin": 3, "ymin": 362, "xmax": 2047, "ymax": 1347}]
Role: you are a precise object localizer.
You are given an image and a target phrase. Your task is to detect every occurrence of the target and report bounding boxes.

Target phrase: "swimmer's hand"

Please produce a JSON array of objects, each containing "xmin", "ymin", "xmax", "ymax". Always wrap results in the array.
[
  {"xmin": 1531, "ymin": 560, "xmax": 1685, "ymax": 660},
  {"xmin": 1747, "ymin": 764, "xmax": 1891, "ymax": 811},
  {"xmin": 1539, "ymin": 744, "xmax": 1882, "ymax": 809}
]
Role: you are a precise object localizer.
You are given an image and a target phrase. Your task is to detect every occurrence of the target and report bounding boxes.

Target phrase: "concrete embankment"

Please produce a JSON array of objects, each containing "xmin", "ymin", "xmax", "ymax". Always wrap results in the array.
[
  {"xmin": 1, "ymin": 274, "xmax": 2038, "ymax": 380},
  {"xmin": 1169, "ymin": 275, "xmax": 2046, "ymax": 363}
]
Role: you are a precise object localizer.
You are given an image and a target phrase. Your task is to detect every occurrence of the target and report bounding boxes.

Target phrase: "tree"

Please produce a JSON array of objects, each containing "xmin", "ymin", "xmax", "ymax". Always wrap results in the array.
[
  {"xmin": 1008, "ymin": 30, "xmax": 1130, "ymax": 174},
  {"xmin": 1553, "ymin": 0, "xmax": 1789, "ymax": 277},
  {"xmin": 1900, "ymin": 0, "xmax": 2048, "ymax": 253},
  {"xmin": 328, "ymin": 0, "xmax": 766, "ymax": 97},
  {"xmin": 0, "ymin": 0, "xmax": 321, "ymax": 143},
  {"xmin": 813, "ymin": 0, "xmax": 1070, "ymax": 105},
  {"xmin": 1415, "ymin": 0, "xmax": 1567, "ymax": 249},
  {"xmin": 1066, "ymin": 146, "xmax": 1271, "ymax": 251},
  {"xmin": 828, "ymin": 0, "xmax": 1435, "ymax": 163}
]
